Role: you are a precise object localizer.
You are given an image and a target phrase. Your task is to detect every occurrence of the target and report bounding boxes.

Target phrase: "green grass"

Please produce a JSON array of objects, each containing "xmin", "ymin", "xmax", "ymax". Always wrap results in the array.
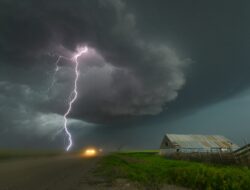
[
  {"xmin": 120, "ymin": 150, "xmax": 159, "ymax": 153},
  {"xmin": 0, "ymin": 149, "xmax": 62, "ymax": 161},
  {"xmin": 96, "ymin": 152, "xmax": 250, "ymax": 190}
]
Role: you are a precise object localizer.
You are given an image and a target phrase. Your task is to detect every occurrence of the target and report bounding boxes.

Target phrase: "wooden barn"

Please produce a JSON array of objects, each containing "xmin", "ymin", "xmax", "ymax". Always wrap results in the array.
[
  {"xmin": 160, "ymin": 134, "xmax": 239, "ymax": 155},
  {"xmin": 234, "ymin": 144, "xmax": 250, "ymax": 163}
]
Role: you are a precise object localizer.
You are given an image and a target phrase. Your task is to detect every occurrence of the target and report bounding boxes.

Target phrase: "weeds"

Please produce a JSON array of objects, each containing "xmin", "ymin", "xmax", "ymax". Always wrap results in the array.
[{"xmin": 96, "ymin": 152, "xmax": 250, "ymax": 190}]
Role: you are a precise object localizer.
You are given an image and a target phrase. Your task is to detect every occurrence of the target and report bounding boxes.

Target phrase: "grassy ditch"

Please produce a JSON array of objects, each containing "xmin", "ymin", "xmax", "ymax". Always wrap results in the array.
[{"xmin": 96, "ymin": 152, "xmax": 250, "ymax": 190}]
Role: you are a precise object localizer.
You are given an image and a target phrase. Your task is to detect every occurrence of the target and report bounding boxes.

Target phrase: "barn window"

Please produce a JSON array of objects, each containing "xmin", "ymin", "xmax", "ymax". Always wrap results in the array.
[{"xmin": 165, "ymin": 142, "xmax": 169, "ymax": 147}]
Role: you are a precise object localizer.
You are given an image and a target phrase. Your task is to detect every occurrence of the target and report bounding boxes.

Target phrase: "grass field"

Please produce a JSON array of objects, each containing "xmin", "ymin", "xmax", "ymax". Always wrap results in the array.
[
  {"xmin": 96, "ymin": 152, "xmax": 250, "ymax": 190},
  {"xmin": 0, "ymin": 149, "xmax": 62, "ymax": 160}
]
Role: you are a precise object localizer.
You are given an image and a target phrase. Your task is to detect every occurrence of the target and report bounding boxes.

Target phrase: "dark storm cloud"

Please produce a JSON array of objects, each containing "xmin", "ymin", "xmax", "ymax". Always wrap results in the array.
[
  {"xmin": 0, "ymin": 80, "xmax": 93, "ymax": 141},
  {"xmin": 0, "ymin": 0, "xmax": 188, "ymax": 124},
  {"xmin": 129, "ymin": 0, "xmax": 250, "ymax": 115},
  {"xmin": 1, "ymin": 0, "xmax": 250, "ymax": 150}
]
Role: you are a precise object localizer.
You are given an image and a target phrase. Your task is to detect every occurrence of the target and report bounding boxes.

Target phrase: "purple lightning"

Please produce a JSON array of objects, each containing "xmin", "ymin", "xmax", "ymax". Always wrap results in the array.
[{"xmin": 63, "ymin": 46, "xmax": 88, "ymax": 151}]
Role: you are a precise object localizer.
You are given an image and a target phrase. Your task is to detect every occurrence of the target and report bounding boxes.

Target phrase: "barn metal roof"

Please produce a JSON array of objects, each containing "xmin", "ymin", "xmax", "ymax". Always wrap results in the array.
[
  {"xmin": 234, "ymin": 144, "xmax": 250, "ymax": 154},
  {"xmin": 166, "ymin": 134, "xmax": 239, "ymax": 150}
]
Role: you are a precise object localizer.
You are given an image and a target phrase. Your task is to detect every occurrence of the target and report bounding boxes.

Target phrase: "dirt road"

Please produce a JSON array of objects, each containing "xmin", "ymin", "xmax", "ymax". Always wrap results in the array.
[
  {"xmin": 0, "ymin": 155, "xmax": 100, "ymax": 190},
  {"xmin": 0, "ymin": 156, "xmax": 188, "ymax": 190}
]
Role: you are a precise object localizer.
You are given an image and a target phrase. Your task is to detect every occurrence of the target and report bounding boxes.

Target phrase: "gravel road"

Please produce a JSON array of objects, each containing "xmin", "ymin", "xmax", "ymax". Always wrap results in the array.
[
  {"xmin": 0, "ymin": 156, "xmax": 188, "ymax": 190},
  {"xmin": 0, "ymin": 156, "xmax": 100, "ymax": 190}
]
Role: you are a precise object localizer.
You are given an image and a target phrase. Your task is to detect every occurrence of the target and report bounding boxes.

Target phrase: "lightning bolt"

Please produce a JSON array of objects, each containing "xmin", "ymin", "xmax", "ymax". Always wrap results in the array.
[
  {"xmin": 47, "ymin": 56, "xmax": 61, "ymax": 93},
  {"xmin": 63, "ymin": 46, "xmax": 88, "ymax": 151},
  {"xmin": 47, "ymin": 46, "xmax": 88, "ymax": 151}
]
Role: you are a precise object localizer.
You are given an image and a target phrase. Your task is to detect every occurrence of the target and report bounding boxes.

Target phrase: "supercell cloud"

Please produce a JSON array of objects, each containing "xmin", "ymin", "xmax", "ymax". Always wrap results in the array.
[
  {"xmin": 1, "ymin": 0, "xmax": 249, "ymax": 149},
  {"xmin": 0, "ymin": 0, "xmax": 188, "ymax": 131}
]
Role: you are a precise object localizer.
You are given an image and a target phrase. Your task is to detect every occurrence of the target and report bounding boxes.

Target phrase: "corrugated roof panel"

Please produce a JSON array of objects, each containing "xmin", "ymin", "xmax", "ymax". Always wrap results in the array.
[{"xmin": 166, "ymin": 134, "xmax": 239, "ymax": 150}]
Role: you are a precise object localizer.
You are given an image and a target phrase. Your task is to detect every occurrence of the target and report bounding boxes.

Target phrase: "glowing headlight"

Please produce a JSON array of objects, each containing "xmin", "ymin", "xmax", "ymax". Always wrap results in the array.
[{"xmin": 83, "ymin": 148, "xmax": 97, "ymax": 157}]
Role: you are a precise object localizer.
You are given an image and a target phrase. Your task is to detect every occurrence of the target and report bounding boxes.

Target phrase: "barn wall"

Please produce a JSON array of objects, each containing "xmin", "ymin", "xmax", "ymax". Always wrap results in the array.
[
  {"xmin": 160, "ymin": 147, "xmax": 234, "ymax": 156},
  {"xmin": 234, "ymin": 144, "xmax": 250, "ymax": 162},
  {"xmin": 159, "ymin": 148, "xmax": 177, "ymax": 156},
  {"xmin": 160, "ymin": 136, "xmax": 175, "ymax": 149}
]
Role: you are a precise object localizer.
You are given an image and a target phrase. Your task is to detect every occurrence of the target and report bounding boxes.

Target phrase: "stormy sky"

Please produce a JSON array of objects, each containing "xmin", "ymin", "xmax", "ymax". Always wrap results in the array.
[{"xmin": 0, "ymin": 0, "xmax": 250, "ymax": 150}]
